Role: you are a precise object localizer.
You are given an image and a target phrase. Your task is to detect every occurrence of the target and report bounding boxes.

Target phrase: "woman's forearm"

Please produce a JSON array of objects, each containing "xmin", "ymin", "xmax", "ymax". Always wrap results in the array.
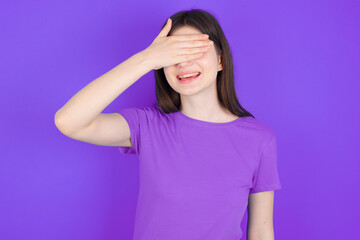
[{"xmin": 54, "ymin": 50, "xmax": 152, "ymax": 134}]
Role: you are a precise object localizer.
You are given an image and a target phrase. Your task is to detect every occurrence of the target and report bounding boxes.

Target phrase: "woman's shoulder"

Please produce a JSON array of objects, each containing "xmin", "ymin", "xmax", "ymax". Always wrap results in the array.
[
  {"xmin": 135, "ymin": 103, "xmax": 170, "ymax": 122},
  {"xmin": 142, "ymin": 103, "xmax": 163, "ymax": 114},
  {"xmin": 117, "ymin": 104, "xmax": 161, "ymax": 123},
  {"xmin": 237, "ymin": 115, "xmax": 276, "ymax": 140}
]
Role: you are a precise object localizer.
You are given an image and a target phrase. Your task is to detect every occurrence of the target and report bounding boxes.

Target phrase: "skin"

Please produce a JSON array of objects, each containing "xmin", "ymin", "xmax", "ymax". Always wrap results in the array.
[
  {"xmin": 163, "ymin": 25, "xmax": 239, "ymax": 123},
  {"xmin": 247, "ymin": 191, "xmax": 276, "ymax": 239}
]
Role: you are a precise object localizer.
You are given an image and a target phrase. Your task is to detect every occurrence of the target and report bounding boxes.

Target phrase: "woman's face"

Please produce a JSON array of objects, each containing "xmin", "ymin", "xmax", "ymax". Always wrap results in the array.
[{"xmin": 163, "ymin": 26, "xmax": 223, "ymax": 96}]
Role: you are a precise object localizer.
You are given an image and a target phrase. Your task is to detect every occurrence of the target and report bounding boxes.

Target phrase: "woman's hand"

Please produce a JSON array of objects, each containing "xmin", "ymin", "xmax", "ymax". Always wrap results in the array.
[{"xmin": 142, "ymin": 18, "xmax": 213, "ymax": 70}]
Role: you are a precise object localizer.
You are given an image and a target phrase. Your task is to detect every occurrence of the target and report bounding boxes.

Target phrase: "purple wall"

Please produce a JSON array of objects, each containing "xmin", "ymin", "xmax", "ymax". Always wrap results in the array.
[{"xmin": 1, "ymin": 0, "xmax": 359, "ymax": 239}]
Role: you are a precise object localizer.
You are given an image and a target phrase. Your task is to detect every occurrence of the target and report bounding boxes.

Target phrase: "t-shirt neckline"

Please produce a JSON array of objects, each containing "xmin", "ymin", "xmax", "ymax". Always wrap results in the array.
[{"xmin": 176, "ymin": 110, "xmax": 243, "ymax": 127}]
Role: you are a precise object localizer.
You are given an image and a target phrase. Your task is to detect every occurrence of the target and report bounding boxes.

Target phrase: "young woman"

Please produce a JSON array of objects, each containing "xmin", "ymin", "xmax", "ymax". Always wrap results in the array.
[{"xmin": 55, "ymin": 9, "xmax": 282, "ymax": 240}]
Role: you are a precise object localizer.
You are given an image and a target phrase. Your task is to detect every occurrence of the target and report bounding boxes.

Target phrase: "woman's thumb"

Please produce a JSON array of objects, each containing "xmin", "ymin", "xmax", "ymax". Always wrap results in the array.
[{"xmin": 157, "ymin": 18, "xmax": 172, "ymax": 38}]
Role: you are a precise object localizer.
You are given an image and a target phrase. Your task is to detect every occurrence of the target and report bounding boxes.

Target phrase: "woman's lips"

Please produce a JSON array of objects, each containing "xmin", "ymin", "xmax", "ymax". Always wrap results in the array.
[
  {"xmin": 177, "ymin": 72, "xmax": 201, "ymax": 80},
  {"xmin": 176, "ymin": 71, "xmax": 201, "ymax": 79},
  {"xmin": 177, "ymin": 72, "xmax": 201, "ymax": 83}
]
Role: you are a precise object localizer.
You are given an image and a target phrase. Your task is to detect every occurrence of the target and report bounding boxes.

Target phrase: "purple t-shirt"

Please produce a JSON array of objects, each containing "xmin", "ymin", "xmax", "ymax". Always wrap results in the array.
[{"xmin": 116, "ymin": 105, "xmax": 282, "ymax": 240}]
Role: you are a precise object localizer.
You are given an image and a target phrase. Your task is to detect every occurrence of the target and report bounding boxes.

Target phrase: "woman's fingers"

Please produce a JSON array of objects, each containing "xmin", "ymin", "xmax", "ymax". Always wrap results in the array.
[
  {"xmin": 177, "ymin": 39, "xmax": 214, "ymax": 49},
  {"xmin": 172, "ymin": 33, "xmax": 209, "ymax": 41},
  {"xmin": 180, "ymin": 52, "xmax": 205, "ymax": 62},
  {"xmin": 177, "ymin": 45, "xmax": 211, "ymax": 56},
  {"xmin": 144, "ymin": 24, "xmax": 214, "ymax": 69},
  {"xmin": 156, "ymin": 18, "xmax": 172, "ymax": 39}
]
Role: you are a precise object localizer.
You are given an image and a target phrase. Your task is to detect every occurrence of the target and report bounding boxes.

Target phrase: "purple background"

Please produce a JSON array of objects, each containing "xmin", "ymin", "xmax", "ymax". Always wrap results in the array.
[{"xmin": 1, "ymin": 0, "xmax": 359, "ymax": 239}]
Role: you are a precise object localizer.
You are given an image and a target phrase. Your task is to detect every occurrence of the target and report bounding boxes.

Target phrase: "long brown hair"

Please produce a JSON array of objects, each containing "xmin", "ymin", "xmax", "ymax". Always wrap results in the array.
[{"xmin": 153, "ymin": 9, "xmax": 255, "ymax": 119}]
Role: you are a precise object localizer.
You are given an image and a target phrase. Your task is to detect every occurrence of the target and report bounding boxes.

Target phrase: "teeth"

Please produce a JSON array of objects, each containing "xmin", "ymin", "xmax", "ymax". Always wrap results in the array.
[{"xmin": 178, "ymin": 72, "xmax": 200, "ymax": 79}]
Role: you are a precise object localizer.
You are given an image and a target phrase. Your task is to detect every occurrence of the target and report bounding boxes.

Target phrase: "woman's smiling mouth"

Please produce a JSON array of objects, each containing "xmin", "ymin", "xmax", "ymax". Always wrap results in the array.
[{"xmin": 177, "ymin": 72, "xmax": 201, "ymax": 83}]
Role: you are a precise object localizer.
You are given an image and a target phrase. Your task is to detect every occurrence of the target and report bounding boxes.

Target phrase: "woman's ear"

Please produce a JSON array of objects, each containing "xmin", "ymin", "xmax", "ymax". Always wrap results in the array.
[{"xmin": 217, "ymin": 55, "xmax": 223, "ymax": 71}]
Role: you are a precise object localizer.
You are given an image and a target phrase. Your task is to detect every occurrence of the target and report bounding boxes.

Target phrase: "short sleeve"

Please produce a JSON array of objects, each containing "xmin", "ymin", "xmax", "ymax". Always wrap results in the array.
[
  {"xmin": 249, "ymin": 135, "xmax": 282, "ymax": 194},
  {"xmin": 116, "ymin": 106, "xmax": 154, "ymax": 156}
]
